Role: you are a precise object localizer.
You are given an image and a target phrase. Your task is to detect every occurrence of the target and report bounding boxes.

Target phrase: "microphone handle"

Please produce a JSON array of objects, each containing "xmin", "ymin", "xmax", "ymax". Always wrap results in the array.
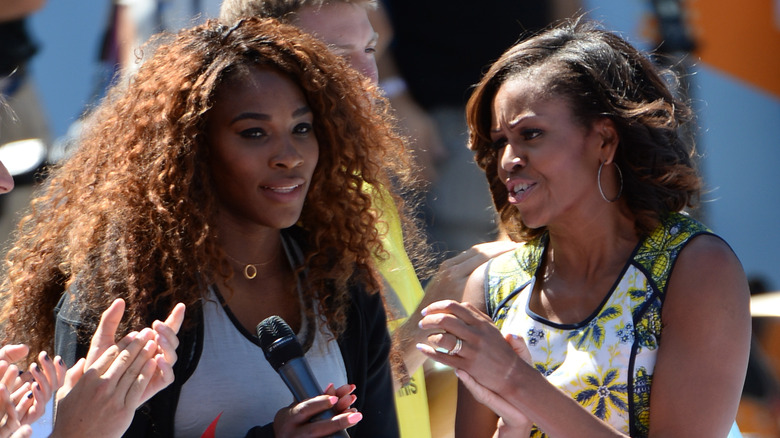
[{"xmin": 278, "ymin": 359, "xmax": 350, "ymax": 438}]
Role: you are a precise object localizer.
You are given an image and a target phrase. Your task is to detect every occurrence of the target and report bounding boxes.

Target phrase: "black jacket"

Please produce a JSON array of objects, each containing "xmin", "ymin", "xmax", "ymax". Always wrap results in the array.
[{"xmin": 55, "ymin": 227, "xmax": 399, "ymax": 437}]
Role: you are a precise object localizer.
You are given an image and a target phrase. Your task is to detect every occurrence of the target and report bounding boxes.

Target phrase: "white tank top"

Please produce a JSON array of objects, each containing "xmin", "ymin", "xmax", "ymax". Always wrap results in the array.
[{"xmin": 174, "ymin": 287, "xmax": 348, "ymax": 437}]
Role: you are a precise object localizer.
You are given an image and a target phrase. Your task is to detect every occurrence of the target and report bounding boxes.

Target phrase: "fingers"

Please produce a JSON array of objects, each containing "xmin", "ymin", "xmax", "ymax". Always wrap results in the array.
[
  {"xmin": 442, "ymin": 240, "xmax": 518, "ymax": 271},
  {"xmin": 504, "ymin": 334, "xmax": 532, "ymax": 364},
  {"xmin": 151, "ymin": 320, "xmax": 179, "ymax": 368},
  {"xmin": 426, "ymin": 332, "xmax": 463, "ymax": 355},
  {"xmin": 0, "ymin": 384, "xmax": 21, "ymax": 435},
  {"xmin": 455, "ymin": 370, "xmax": 510, "ymax": 418},
  {"xmin": 9, "ymin": 382, "xmax": 31, "ymax": 406},
  {"xmin": 0, "ymin": 361, "xmax": 21, "ymax": 393},
  {"xmin": 420, "ymin": 300, "xmax": 491, "ymax": 331},
  {"xmin": 8, "ymin": 425, "xmax": 31, "ymax": 438},
  {"xmin": 114, "ymin": 338, "xmax": 157, "ymax": 407},
  {"xmin": 470, "ymin": 240, "xmax": 520, "ymax": 259},
  {"xmin": 140, "ymin": 353, "xmax": 175, "ymax": 403},
  {"xmin": 88, "ymin": 329, "xmax": 153, "ymax": 380},
  {"xmin": 151, "ymin": 303, "xmax": 184, "ymax": 370},
  {"xmin": 116, "ymin": 331, "xmax": 139, "ymax": 351},
  {"xmin": 424, "ymin": 241, "xmax": 517, "ymax": 306},
  {"xmin": 0, "ymin": 345, "xmax": 28, "ymax": 364},
  {"xmin": 30, "ymin": 351, "xmax": 66, "ymax": 409},
  {"xmin": 288, "ymin": 394, "xmax": 337, "ymax": 420},
  {"xmin": 331, "ymin": 410, "xmax": 363, "ymax": 430},
  {"xmin": 456, "ymin": 369, "xmax": 532, "ymax": 429},
  {"xmin": 329, "ymin": 383, "xmax": 357, "ymax": 413},
  {"xmin": 57, "ymin": 358, "xmax": 85, "ymax": 403},
  {"xmin": 163, "ymin": 303, "xmax": 186, "ymax": 334},
  {"xmin": 13, "ymin": 389, "xmax": 34, "ymax": 425},
  {"xmin": 287, "ymin": 395, "xmax": 362, "ymax": 433},
  {"xmin": 86, "ymin": 298, "xmax": 126, "ymax": 368},
  {"xmin": 101, "ymin": 329, "xmax": 155, "ymax": 385},
  {"xmin": 329, "ymin": 383, "xmax": 356, "ymax": 399}
]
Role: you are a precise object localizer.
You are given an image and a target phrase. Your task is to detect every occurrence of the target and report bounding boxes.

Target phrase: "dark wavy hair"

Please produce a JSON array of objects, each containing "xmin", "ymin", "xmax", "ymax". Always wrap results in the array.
[
  {"xmin": 467, "ymin": 18, "xmax": 702, "ymax": 242},
  {"xmin": 0, "ymin": 17, "xmax": 421, "ymax": 363}
]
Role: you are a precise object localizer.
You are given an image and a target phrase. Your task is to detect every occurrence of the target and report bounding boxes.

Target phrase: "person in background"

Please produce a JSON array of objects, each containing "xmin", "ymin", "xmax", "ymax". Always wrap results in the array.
[
  {"xmin": 1, "ymin": 17, "xmax": 410, "ymax": 437},
  {"xmin": 113, "ymin": 0, "xmax": 222, "ymax": 73},
  {"xmin": 417, "ymin": 18, "xmax": 750, "ymax": 437}
]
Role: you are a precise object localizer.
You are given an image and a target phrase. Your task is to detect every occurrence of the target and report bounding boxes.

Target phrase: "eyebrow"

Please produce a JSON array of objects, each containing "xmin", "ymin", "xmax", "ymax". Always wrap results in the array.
[
  {"xmin": 491, "ymin": 114, "xmax": 534, "ymax": 133},
  {"xmin": 230, "ymin": 106, "xmax": 312, "ymax": 125},
  {"xmin": 331, "ymin": 32, "xmax": 379, "ymax": 51}
]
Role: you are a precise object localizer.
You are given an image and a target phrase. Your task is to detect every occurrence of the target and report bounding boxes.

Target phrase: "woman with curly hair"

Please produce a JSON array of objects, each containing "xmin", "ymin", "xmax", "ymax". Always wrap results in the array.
[
  {"xmin": 415, "ymin": 19, "xmax": 750, "ymax": 437},
  {"xmin": 0, "ymin": 16, "xmax": 412, "ymax": 437}
]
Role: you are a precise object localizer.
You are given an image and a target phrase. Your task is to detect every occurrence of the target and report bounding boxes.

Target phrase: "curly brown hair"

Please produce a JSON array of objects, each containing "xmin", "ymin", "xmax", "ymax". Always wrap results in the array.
[
  {"xmin": 467, "ymin": 18, "xmax": 702, "ymax": 242},
  {"xmin": 0, "ymin": 17, "xmax": 421, "ymax": 364}
]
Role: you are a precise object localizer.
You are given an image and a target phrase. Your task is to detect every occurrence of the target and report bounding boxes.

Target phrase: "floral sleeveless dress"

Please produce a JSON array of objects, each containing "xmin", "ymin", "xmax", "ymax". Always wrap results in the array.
[{"xmin": 485, "ymin": 212, "xmax": 712, "ymax": 437}]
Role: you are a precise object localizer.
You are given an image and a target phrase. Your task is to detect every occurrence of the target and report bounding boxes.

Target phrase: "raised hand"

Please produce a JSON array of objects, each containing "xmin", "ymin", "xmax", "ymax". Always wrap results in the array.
[
  {"xmin": 15, "ymin": 351, "xmax": 67, "ymax": 425},
  {"xmin": 0, "ymin": 345, "xmax": 67, "ymax": 427},
  {"xmin": 50, "ymin": 329, "xmax": 160, "ymax": 438},
  {"xmin": 83, "ymin": 298, "xmax": 184, "ymax": 404},
  {"xmin": 394, "ymin": 240, "xmax": 519, "ymax": 384},
  {"xmin": 416, "ymin": 300, "xmax": 532, "ymax": 395}
]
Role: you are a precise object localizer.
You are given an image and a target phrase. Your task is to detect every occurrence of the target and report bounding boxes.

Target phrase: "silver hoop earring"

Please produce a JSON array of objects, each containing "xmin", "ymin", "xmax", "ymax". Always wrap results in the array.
[{"xmin": 597, "ymin": 161, "xmax": 623, "ymax": 203}]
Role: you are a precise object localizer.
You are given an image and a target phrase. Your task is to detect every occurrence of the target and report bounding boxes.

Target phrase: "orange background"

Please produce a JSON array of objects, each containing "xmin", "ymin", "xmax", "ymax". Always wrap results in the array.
[{"xmin": 688, "ymin": 0, "xmax": 780, "ymax": 97}]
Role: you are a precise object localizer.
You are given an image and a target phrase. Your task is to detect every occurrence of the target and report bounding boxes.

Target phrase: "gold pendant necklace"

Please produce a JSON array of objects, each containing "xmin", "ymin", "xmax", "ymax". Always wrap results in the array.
[
  {"xmin": 243, "ymin": 264, "xmax": 258, "ymax": 280},
  {"xmin": 225, "ymin": 252, "xmax": 278, "ymax": 280}
]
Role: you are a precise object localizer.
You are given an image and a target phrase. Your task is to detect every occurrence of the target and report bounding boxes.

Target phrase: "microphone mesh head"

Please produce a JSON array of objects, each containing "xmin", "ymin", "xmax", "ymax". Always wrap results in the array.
[
  {"xmin": 257, "ymin": 315, "xmax": 304, "ymax": 370},
  {"xmin": 257, "ymin": 315, "xmax": 293, "ymax": 349}
]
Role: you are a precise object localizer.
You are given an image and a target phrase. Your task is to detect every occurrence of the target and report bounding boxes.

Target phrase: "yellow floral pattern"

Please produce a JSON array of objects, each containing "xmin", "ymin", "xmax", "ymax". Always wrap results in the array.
[{"xmin": 486, "ymin": 212, "xmax": 709, "ymax": 437}]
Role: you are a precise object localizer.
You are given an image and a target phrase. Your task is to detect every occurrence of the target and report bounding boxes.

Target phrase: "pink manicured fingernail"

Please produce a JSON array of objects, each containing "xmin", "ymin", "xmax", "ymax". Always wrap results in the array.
[
  {"xmin": 347, "ymin": 413, "xmax": 362, "ymax": 424},
  {"xmin": 329, "ymin": 396, "xmax": 338, "ymax": 405}
]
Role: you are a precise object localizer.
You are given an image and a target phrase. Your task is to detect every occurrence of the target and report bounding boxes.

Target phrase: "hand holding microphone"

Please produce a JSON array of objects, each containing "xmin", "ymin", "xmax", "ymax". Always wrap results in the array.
[{"xmin": 257, "ymin": 316, "xmax": 354, "ymax": 438}]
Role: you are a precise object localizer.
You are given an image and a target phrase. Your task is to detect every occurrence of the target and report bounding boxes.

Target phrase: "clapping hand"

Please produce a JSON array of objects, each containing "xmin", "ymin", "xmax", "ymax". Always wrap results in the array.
[
  {"xmin": 51, "ymin": 298, "xmax": 185, "ymax": 438},
  {"xmin": 0, "ymin": 345, "xmax": 67, "ymax": 429},
  {"xmin": 82, "ymin": 298, "xmax": 185, "ymax": 403}
]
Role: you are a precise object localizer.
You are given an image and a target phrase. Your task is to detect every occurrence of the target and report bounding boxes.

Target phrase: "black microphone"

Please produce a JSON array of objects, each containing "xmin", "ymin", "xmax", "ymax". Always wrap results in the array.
[{"xmin": 257, "ymin": 315, "xmax": 350, "ymax": 438}]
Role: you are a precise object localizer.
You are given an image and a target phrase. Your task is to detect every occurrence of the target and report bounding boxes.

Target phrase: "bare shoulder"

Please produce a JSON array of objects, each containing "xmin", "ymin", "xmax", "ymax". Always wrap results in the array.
[
  {"xmin": 665, "ymin": 233, "xmax": 750, "ymax": 321},
  {"xmin": 649, "ymin": 234, "xmax": 751, "ymax": 434}
]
